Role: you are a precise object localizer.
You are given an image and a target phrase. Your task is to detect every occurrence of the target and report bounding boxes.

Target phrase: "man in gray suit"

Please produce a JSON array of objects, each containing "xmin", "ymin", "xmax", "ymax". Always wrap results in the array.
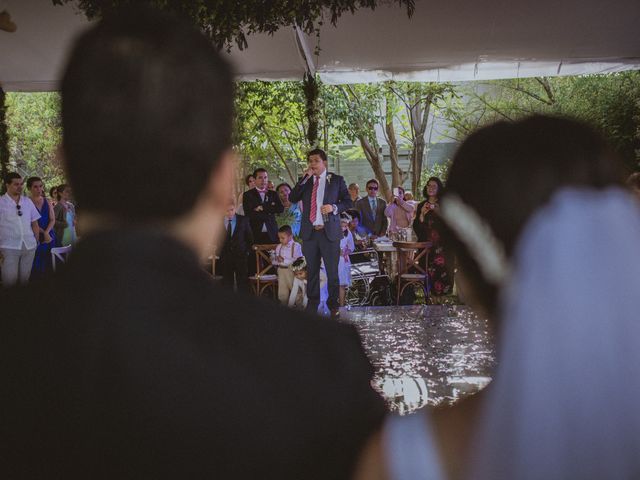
[{"xmin": 355, "ymin": 179, "xmax": 388, "ymax": 237}]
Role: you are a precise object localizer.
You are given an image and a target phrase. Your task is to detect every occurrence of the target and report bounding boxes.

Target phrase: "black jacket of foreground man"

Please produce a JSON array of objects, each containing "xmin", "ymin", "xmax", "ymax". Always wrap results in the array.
[{"xmin": 0, "ymin": 230, "xmax": 386, "ymax": 480}]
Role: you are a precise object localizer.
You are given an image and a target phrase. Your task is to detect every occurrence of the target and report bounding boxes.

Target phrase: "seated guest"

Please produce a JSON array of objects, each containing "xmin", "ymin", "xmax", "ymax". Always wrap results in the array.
[
  {"xmin": 275, "ymin": 182, "xmax": 302, "ymax": 237},
  {"xmin": 385, "ymin": 185, "xmax": 415, "ymax": 234},
  {"xmin": 27, "ymin": 176, "xmax": 56, "ymax": 279},
  {"xmin": 347, "ymin": 209, "xmax": 369, "ymax": 258},
  {"xmin": 355, "ymin": 179, "xmax": 388, "ymax": 237},
  {"xmin": 219, "ymin": 200, "xmax": 253, "ymax": 292},
  {"xmin": 272, "ymin": 225, "xmax": 303, "ymax": 305},
  {"xmin": 0, "ymin": 172, "xmax": 40, "ymax": 287},
  {"xmin": 289, "ymin": 256, "xmax": 328, "ymax": 312},
  {"xmin": 0, "ymin": 8, "xmax": 385, "ymax": 479}
]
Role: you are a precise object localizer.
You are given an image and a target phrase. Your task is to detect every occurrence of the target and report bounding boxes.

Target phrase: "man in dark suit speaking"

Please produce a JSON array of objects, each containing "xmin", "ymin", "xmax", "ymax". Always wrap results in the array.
[
  {"xmin": 289, "ymin": 149, "xmax": 352, "ymax": 318},
  {"xmin": 0, "ymin": 8, "xmax": 385, "ymax": 479}
]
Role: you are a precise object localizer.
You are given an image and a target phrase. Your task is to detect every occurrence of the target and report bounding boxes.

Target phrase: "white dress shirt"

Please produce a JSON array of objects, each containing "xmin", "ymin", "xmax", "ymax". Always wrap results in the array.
[
  {"xmin": 274, "ymin": 239, "xmax": 303, "ymax": 267},
  {"xmin": 256, "ymin": 187, "xmax": 268, "ymax": 232},
  {"xmin": 0, "ymin": 194, "xmax": 40, "ymax": 250},
  {"xmin": 312, "ymin": 170, "xmax": 327, "ymax": 227}
]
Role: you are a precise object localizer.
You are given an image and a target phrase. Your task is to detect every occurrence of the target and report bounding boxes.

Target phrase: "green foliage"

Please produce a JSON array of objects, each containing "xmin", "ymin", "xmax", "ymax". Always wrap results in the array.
[
  {"xmin": 5, "ymin": 92, "xmax": 64, "ymax": 186},
  {"xmin": 421, "ymin": 159, "xmax": 451, "ymax": 188},
  {"xmin": 441, "ymin": 72, "xmax": 640, "ymax": 170},
  {"xmin": 52, "ymin": 0, "xmax": 415, "ymax": 51}
]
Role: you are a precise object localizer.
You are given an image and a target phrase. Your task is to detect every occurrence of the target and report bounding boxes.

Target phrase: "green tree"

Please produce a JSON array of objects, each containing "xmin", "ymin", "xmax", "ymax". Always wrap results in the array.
[
  {"xmin": 5, "ymin": 92, "xmax": 64, "ymax": 185},
  {"xmin": 441, "ymin": 72, "xmax": 640, "ymax": 171}
]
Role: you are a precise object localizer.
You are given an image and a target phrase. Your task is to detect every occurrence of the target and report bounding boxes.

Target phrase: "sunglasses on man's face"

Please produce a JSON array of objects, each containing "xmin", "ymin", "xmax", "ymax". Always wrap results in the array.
[
  {"xmin": 16, "ymin": 204, "xmax": 22, "ymax": 216},
  {"xmin": 367, "ymin": 186, "xmax": 378, "ymax": 190}
]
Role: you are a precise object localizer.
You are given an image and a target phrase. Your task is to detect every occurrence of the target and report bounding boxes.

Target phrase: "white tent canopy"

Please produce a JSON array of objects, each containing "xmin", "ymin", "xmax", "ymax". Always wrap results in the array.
[{"xmin": 1, "ymin": 0, "xmax": 639, "ymax": 91}]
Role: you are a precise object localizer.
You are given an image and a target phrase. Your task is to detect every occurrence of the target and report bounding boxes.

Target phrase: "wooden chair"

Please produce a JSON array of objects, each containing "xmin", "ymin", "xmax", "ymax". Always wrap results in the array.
[
  {"xmin": 206, "ymin": 244, "xmax": 223, "ymax": 282},
  {"xmin": 249, "ymin": 244, "xmax": 278, "ymax": 298},
  {"xmin": 392, "ymin": 241, "xmax": 431, "ymax": 305},
  {"xmin": 51, "ymin": 245, "xmax": 72, "ymax": 272}
]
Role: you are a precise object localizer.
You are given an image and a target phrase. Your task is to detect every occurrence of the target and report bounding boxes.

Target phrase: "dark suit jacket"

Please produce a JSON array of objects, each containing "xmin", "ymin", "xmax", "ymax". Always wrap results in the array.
[
  {"xmin": 0, "ymin": 230, "xmax": 385, "ymax": 479},
  {"xmin": 242, "ymin": 188, "xmax": 283, "ymax": 242},
  {"xmin": 356, "ymin": 196, "xmax": 388, "ymax": 236},
  {"xmin": 289, "ymin": 172, "xmax": 352, "ymax": 241},
  {"xmin": 221, "ymin": 214, "xmax": 253, "ymax": 258}
]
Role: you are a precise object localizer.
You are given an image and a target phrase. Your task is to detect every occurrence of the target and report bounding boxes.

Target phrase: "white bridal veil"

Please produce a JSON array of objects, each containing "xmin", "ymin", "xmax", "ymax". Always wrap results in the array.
[{"xmin": 471, "ymin": 187, "xmax": 640, "ymax": 479}]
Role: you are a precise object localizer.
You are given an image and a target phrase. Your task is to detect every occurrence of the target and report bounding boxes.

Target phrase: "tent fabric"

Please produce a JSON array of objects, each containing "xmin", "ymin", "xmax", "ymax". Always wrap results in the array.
[{"xmin": 1, "ymin": 0, "xmax": 639, "ymax": 91}]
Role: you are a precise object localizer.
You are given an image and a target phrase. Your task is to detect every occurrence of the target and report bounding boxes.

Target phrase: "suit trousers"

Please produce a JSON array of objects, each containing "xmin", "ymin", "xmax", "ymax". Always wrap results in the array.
[
  {"xmin": 0, "ymin": 245, "xmax": 37, "ymax": 287},
  {"xmin": 302, "ymin": 229, "xmax": 340, "ymax": 313},
  {"xmin": 220, "ymin": 253, "xmax": 249, "ymax": 292}
]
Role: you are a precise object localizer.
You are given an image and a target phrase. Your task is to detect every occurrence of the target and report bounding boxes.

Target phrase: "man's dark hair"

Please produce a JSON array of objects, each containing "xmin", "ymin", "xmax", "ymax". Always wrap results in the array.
[
  {"xmin": 4, "ymin": 172, "xmax": 21, "ymax": 185},
  {"xmin": 365, "ymin": 179, "xmax": 379, "ymax": 188},
  {"xmin": 307, "ymin": 148, "xmax": 327, "ymax": 162},
  {"xmin": 60, "ymin": 7, "xmax": 234, "ymax": 222},
  {"xmin": 26, "ymin": 177, "xmax": 42, "ymax": 189},
  {"xmin": 278, "ymin": 225, "xmax": 293, "ymax": 236},
  {"xmin": 244, "ymin": 174, "xmax": 255, "ymax": 186},
  {"xmin": 346, "ymin": 208, "xmax": 361, "ymax": 222},
  {"xmin": 253, "ymin": 168, "xmax": 268, "ymax": 177},
  {"xmin": 442, "ymin": 115, "xmax": 623, "ymax": 317}
]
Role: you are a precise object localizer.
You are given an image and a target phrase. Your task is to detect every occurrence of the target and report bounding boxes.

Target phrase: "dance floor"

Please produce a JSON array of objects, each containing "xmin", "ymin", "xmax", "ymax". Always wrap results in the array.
[{"xmin": 341, "ymin": 305, "xmax": 495, "ymax": 414}]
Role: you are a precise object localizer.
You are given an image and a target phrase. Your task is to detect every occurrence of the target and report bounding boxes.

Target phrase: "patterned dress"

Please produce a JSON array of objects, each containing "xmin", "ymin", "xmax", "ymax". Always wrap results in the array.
[{"xmin": 412, "ymin": 200, "xmax": 453, "ymax": 296}]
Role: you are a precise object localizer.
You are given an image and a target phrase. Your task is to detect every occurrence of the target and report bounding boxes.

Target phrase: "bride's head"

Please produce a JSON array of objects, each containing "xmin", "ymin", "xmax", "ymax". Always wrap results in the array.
[{"xmin": 441, "ymin": 115, "xmax": 624, "ymax": 319}]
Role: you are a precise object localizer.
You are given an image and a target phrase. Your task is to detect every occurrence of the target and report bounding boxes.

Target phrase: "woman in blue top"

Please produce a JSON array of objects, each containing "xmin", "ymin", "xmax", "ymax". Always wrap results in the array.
[
  {"xmin": 275, "ymin": 183, "xmax": 302, "ymax": 238},
  {"xmin": 27, "ymin": 176, "xmax": 56, "ymax": 278}
]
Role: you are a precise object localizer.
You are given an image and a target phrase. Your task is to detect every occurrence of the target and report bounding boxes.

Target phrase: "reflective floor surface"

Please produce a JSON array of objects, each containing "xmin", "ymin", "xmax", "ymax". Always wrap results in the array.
[{"xmin": 342, "ymin": 305, "xmax": 495, "ymax": 414}]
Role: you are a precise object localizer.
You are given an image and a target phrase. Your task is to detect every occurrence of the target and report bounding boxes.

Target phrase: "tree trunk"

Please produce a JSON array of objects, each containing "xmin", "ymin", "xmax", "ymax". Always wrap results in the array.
[
  {"xmin": 409, "ymin": 94, "xmax": 433, "ymax": 195},
  {"xmin": 385, "ymin": 94, "xmax": 404, "ymax": 190},
  {"xmin": 359, "ymin": 136, "xmax": 390, "ymax": 200}
]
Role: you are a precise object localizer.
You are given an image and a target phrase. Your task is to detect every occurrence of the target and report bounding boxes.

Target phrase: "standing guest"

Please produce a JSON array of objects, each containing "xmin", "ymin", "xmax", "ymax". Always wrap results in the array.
[
  {"xmin": 348, "ymin": 183, "xmax": 361, "ymax": 203},
  {"xmin": 54, "ymin": 184, "xmax": 77, "ymax": 246},
  {"xmin": 0, "ymin": 172, "xmax": 40, "ymax": 287},
  {"xmin": 289, "ymin": 148, "xmax": 352, "ymax": 318},
  {"xmin": 0, "ymin": 8, "xmax": 385, "ymax": 479},
  {"xmin": 27, "ymin": 176, "xmax": 56, "ymax": 279},
  {"xmin": 355, "ymin": 179, "xmax": 388, "ymax": 237},
  {"xmin": 235, "ymin": 174, "xmax": 256, "ymax": 216},
  {"xmin": 49, "ymin": 186, "xmax": 59, "ymax": 207},
  {"xmin": 338, "ymin": 213, "xmax": 355, "ymax": 307},
  {"xmin": 272, "ymin": 224, "xmax": 303, "ymax": 305},
  {"xmin": 243, "ymin": 168, "xmax": 283, "ymax": 244},
  {"xmin": 219, "ymin": 201, "xmax": 253, "ymax": 292},
  {"xmin": 275, "ymin": 182, "xmax": 302, "ymax": 237},
  {"xmin": 403, "ymin": 190, "xmax": 418, "ymax": 211},
  {"xmin": 413, "ymin": 176, "xmax": 452, "ymax": 296},
  {"xmin": 385, "ymin": 185, "xmax": 415, "ymax": 234}
]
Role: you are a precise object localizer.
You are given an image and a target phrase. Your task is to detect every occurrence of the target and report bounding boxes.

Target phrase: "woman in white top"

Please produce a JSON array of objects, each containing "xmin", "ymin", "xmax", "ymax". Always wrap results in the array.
[{"xmin": 355, "ymin": 115, "xmax": 640, "ymax": 480}]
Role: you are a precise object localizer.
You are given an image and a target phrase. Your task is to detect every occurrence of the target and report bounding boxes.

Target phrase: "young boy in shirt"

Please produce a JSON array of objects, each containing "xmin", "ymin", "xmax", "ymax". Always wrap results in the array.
[{"xmin": 272, "ymin": 225, "xmax": 303, "ymax": 305}]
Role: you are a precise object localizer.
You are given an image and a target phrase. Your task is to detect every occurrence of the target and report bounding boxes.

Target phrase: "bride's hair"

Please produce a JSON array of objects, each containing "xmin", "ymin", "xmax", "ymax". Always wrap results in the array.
[{"xmin": 442, "ymin": 115, "xmax": 624, "ymax": 316}]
